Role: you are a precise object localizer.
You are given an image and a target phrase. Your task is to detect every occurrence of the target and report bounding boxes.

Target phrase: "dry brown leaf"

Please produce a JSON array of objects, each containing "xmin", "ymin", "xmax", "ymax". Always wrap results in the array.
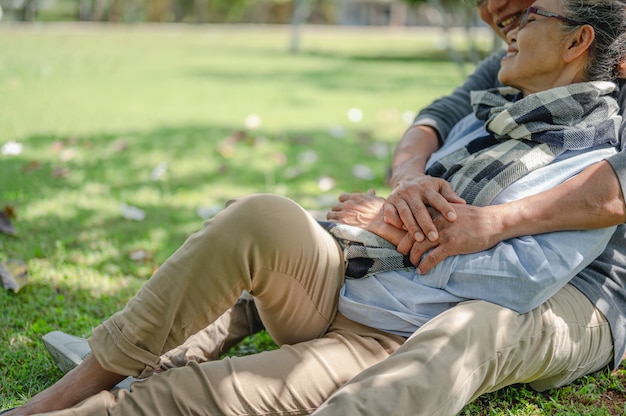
[
  {"xmin": 0, "ymin": 212, "xmax": 16, "ymax": 236},
  {"xmin": 0, "ymin": 259, "xmax": 28, "ymax": 292},
  {"xmin": 52, "ymin": 167, "xmax": 71, "ymax": 178},
  {"xmin": 21, "ymin": 160, "xmax": 42, "ymax": 173},
  {"xmin": 4, "ymin": 205, "xmax": 16, "ymax": 219}
]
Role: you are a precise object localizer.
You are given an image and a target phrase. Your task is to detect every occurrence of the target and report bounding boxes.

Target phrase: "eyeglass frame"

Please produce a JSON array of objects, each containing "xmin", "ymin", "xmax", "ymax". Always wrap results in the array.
[{"xmin": 518, "ymin": 6, "xmax": 583, "ymax": 31}]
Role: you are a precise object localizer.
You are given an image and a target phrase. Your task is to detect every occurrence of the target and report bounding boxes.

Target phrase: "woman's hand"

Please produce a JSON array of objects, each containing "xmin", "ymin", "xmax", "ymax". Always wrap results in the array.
[
  {"xmin": 384, "ymin": 175, "xmax": 465, "ymax": 244},
  {"xmin": 326, "ymin": 190, "xmax": 407, "ymax": 246},
  {"xmin": 326, "ymin": 190, "xmax": 385, "ymax": 228}
]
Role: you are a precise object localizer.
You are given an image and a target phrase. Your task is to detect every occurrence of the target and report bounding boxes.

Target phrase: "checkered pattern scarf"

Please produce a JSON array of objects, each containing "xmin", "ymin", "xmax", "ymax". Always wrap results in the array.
[
  {"xmin": 323, "ymin": 81, "xmax": 620, "ymax": 279},
  {"xmin": 426, "ymin": 81, "xmax": 621, "ymax": 206}
]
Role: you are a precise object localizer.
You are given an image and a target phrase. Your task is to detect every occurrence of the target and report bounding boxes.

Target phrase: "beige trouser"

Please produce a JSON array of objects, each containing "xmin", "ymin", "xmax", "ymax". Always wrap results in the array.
[
  {"xmin": 35, "ymin": 194, "xmax": 613, "ymax": 415},
  {"xmin": 36, "ymin": 194, "xmax": 406, "ymax": 415},
  {"xmin": 313, "ymin": 283, "xmax": 613, "ymax": 416}
]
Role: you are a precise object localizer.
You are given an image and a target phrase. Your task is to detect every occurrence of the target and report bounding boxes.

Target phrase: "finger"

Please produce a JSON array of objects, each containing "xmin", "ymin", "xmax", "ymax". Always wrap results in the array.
[
  {"xmin": 417, "ymin": 245, "xmax": 451, "ymax": 274},
  {"xmin": 396, "ymin": 201, "xmax": 428, "ymax": 243},
  {"xmin": 382, "ymin": 202, "xmax": 405, "ymax": 230},
  {"xmin": 424, "ymin": 193, "xmax": 458, "ymax": 223},
  {"xmin": 405, "ymin": 201, "xmax": 439, "ymax": 242},
  {"xmin": 396, "ymin": 234, "xmax": 414, "ymax": 255},
  {"xmin": 409, "ymin": 239, "xmax": 436, "ymax": 266},
  {"xmin": 438, "ymin": 181, "xmax": 465, "ymax": 203},
  {"xmin": 337, "ymin": 192, "xmax": 353, "ymax": 202}
]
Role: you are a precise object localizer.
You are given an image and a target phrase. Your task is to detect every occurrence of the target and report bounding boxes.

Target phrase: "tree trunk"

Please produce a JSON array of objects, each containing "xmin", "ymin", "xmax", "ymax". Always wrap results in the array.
[{"xmin": 289, "ymin": 0, "xmax": 311, "ymax": 54}]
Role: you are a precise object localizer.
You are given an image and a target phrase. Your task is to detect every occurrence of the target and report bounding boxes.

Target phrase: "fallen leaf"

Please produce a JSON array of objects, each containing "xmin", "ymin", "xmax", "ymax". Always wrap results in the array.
[
  {"xmin": 0, "ymin": 259, "xmax": 28, "ymax": 292},
  {"xmin": 298, "ymin": 150, "xmax": 318, "ymax": 165},
  {"xmin": 129, "ymin": 249, "xmax": 152, "ymax": 262},
  {"xmin": 347, "ymin": 108, "xmax": 363, "ymax": 123},
  {"xmin": 21, "ymin": 160, "xmax": 42, "ymax": 173},
  {"xmin": 244, "ymin": 114, "xmax": 262, "ymax": 130},
  {"xmin": 120, "ymin": 204, "xmax": 146, "ymax": 221},
  {"xmin": 1, "ymin": 141, "xmax": 23, "ymax": 156},
  {"xmin": 197, "ymin": 204, "xmax": 223, "ymax": 219},
  {"xmin": 112, "ymin": 138, "xmax": 128, "ymax": 153},
  {"xmin": 150, "ymin": 162, "xmax": 168, "ymax": 181},
  {"xmin": 317, "ymin": 176, "xmax": 336, "ymax": 192},
  {"xmin": 52, "ymin": 167, "xmax": 71, "ymax": 178},
  {"xmin": 0, "ymin": 212, "xmax": 16, "ymax": 236},
  {"xmin": 353, "ymin": 164, "xmax": 376, "ymax": 180},
  {"xmin": 3, "ymin": 205, "xmax": 17, "ymax": 219},
  {"xmin": 50, "ymin": 140, "xmax": 66, "ymax": 154}
]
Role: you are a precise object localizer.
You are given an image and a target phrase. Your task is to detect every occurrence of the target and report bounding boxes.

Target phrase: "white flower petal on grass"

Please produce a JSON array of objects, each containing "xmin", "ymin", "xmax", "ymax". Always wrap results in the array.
[
  {"xmin": 317, "ymin": 176, "xmax": 336, "ymax": 192},
  {"xmin": 402, "ymin": 110, "xmax": 416, "ymax": 125},
  {"xmin": 369, "ymin": 142, "xmax": 389, "ymax": 159},
  {"xmin": 284, "ymin": 166, "xmax": 305, "ymax": 179},
  {"xmin": 1, "ymin": 141, "xmax": 23, "ymax": 156},
  {"xmin": 316, "ymin": 194, "xmax": 339, "ymax": 207},
  {"xmin": 244, "ymin": 114, "xmax": 262, "ymax": 130},
  {"xmin": 347, "ymin": 108, "xmax": 363, "ymax": 123},
  {"xmin": 298, "ymin": 150, "xmax": 318, "ymax": 165},
  {"xmin": 120, "ymin": 204, "xmax": 146, "ymax": 221},
  {"xmin": 353, "ymin": 164, "xmax": 376, "ymax": 180},
  {"xmin": 197, "ymin": 204, "xmax": 223, "ymax": 220},
  {"xmin": 329, "ymin": 125, "xmax": 346, "ymax": 139},
  {"xmin": 151, "ymin": 162, "xmax": 168, "ymax": 181}
]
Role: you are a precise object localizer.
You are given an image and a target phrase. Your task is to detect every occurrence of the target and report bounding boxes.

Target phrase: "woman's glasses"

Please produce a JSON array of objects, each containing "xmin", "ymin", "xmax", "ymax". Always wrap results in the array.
[{"xmin": 518, "ymin": 6, "xmax": 582, "ymax": 30}]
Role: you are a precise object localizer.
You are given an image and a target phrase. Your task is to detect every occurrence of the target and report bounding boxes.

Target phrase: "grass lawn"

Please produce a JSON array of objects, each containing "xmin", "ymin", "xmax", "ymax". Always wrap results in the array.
[{"xmin": 0, "ymin": 22, "xmax": 624, "ymax": 414}]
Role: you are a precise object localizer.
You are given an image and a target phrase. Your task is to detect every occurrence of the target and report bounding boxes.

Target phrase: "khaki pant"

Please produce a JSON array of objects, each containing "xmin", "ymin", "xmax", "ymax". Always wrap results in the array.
[
  {"xmin": 38, "ymin": 194, "xmax": 406, "ymax": 415},
  {"xmin": 313, "ymin": 284, "xmax": 613, "ymax": 416},
  {"xmin": 36, "ymin": 194, "xmax": 613, "ymax": 416}
]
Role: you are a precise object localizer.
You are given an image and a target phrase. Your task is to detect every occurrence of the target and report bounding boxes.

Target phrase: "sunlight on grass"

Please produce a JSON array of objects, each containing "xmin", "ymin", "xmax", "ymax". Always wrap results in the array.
[{"xmin": 1, "ymin": 23, "xmax": 623, "ymax": 415}]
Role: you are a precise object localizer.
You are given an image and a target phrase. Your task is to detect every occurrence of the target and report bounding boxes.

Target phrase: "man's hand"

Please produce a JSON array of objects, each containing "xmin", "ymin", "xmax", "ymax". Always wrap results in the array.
[
  {"xmin": 384, "ymin": 175, "xmax": 465, "ymax": 244},
  {"xmin": 405, "ymin": 204, "xmax": 504, "ymax": 274}
]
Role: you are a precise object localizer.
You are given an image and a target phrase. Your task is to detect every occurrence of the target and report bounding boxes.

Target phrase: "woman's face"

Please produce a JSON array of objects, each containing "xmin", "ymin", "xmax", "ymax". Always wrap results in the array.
[{"xmin": 497, "ymin": 0, "xmax": 575, "ymax": 95}]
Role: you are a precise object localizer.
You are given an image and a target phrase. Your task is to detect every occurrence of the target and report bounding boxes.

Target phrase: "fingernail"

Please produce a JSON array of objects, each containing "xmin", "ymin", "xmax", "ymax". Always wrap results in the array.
[
  {"xmin": 447, "ymin": 211, "xmax": 457, "ymax": 220},
  {"xmin": 414, "ymin": 232, "xmax": 425, "ymax": 242},
  {"xmin": 428, "ymin": 231, "xmax": 438, "ymax": 241}
]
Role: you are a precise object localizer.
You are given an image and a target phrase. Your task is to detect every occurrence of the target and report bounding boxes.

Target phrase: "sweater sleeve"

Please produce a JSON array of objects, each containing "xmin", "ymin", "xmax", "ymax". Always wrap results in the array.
[{"xmin": 413, "ymin": 49, "xmax": 505, "ymax": 142}]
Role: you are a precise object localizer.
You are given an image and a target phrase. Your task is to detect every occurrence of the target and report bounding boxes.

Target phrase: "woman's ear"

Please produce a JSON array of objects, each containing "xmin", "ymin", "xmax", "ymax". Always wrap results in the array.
[{"xmin": 563, "ymin": 25, "xmax": 596, "ymax": 63}]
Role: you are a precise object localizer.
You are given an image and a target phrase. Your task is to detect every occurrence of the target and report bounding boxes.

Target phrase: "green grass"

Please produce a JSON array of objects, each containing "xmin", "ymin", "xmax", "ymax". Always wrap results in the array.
[{"xmin": 0, "ymin": 23, "xmax": 624, "ymax": 414}]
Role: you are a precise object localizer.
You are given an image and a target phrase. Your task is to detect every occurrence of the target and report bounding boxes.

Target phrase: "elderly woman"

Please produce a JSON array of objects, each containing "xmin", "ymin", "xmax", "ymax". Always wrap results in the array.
[
  {"xmin": 332, "ymin": 0, "xmax": 624, "ymax": 335},
  {"xmin": 6, "ymin": 0, "xmax": 626, "ymax": 415}
]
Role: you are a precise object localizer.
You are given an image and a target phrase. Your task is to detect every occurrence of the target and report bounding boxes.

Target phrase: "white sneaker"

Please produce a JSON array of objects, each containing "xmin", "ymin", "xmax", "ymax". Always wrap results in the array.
[{"xmin": 42, "ymin": 331, "xmax": 138, "ymax": 390}]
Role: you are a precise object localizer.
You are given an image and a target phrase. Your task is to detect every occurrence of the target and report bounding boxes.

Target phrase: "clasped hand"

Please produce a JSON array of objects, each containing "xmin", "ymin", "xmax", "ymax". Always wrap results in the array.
[{"xmin": 327, "ymin": 175, "xmax": 501, "ymax": 273}]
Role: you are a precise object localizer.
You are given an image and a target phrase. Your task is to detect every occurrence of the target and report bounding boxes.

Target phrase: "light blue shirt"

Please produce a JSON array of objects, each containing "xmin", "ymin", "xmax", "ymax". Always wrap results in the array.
[{"xmin": 339, "ymin": 115, "xmax": 618, "ymax": 337}]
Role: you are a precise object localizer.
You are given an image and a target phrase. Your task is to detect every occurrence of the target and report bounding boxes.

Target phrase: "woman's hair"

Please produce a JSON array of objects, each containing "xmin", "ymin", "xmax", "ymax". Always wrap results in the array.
[{"xmin": 562, "ymin": 0, "xmax": 626, "ymax": 81}]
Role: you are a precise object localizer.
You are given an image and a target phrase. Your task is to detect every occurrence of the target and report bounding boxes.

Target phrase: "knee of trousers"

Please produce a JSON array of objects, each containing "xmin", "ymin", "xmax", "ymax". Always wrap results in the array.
[{"xmin": 216, "ymin": 194, "xmax": 326, "ymax": 257}]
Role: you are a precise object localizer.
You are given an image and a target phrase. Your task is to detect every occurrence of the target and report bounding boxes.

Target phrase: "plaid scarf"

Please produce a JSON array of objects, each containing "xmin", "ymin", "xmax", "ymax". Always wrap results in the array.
[
  {"xmin": 324, "ymin": 81, "xmax": 621, "ymax": 279},
  {"xmin": 426, "ymin": 81, "xmax": 621, "ymax": 205}
]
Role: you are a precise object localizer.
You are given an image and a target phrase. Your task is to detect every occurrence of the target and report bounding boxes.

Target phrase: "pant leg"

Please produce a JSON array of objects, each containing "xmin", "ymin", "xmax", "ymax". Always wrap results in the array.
[
  {"xmin": 312, "ymin": 284, "xmax": 613, "ymax": 416},
  {"xmin": 89, "ymin": 194, "xmax": 345, "ymax": 376},
  {"xmin": 155, "ymin": 292, "xmax": 264, "ymax": 373},
  {"xmin": 34, "ymin": 314, "xmax": 406, "ymax": 416}
]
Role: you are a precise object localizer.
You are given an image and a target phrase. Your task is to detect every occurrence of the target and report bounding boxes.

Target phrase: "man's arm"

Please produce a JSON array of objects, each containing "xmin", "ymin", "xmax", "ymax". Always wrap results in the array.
[
  {"xmin": 386, "ymin": 51, "xmax": 505, "ymax": 242},
  {"xmin": 413, "ymin": 159, "xmax": 626, "ymax": 273}
]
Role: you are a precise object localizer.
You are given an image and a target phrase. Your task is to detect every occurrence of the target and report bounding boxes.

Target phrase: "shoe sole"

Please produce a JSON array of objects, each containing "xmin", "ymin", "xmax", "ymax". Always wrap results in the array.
[
  {"xmin": 42, "ymin": 331, "xmax": 141, "ymax": 390},
  {"xmin": 42, "ymin": 331, "xmax": 91, "ymax": 374}
]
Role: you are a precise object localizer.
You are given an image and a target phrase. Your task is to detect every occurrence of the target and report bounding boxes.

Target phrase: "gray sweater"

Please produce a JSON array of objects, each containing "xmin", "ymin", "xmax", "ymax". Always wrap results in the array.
[{"xmin": 414, "ymin": 50, "xmax": 626, "ymax": 369}]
